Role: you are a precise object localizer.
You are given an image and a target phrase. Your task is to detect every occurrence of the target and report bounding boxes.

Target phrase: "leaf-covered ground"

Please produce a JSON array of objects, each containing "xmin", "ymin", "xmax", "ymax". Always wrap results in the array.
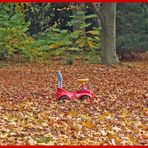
[{"xmin": 0, "ymin": 60, "xmax": 148, "ymax": 145}]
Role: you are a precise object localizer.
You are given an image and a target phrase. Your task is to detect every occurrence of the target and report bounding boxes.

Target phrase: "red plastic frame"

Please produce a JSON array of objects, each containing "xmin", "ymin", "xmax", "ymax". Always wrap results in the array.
[{"xmin": 57, "ymin": 86, "xmax": 95, "ymax": 101}]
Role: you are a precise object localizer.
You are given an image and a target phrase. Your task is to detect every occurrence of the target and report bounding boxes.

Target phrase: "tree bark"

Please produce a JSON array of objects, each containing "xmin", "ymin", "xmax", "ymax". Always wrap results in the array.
[
  {"xmin": 91, "ymin": 3, "xmax": 119, "ymax": 65},
  {"xmin": 101, "ymin": 3, "xmax": 117, "ymax": 65}
]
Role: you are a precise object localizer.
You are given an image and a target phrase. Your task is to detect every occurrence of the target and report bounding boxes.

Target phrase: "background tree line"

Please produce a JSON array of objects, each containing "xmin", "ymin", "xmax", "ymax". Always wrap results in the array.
[{"xmin": 0, "ymin": 3, "xmax": 147, "ymax": 65}]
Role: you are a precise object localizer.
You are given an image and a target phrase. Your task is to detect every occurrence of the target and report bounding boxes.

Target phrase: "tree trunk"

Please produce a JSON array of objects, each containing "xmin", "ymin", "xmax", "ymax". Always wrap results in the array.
[
  {"xmin": 101, "ymin": 3, "xmax": 118, "ymax": 65},
  {"xmin": 91, "ymin": 3, "xmax": 119, "ymax": 65}
]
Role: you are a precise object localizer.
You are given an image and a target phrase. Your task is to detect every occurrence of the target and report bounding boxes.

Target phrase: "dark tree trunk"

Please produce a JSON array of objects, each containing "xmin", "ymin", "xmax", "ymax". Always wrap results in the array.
[
  {"xmin": 101, "ymin": 3, "xmax": 118, "ymax": 65},
  {"xmin": 91, "ymin": 3, "xmax": 119, "ymax": 65}
]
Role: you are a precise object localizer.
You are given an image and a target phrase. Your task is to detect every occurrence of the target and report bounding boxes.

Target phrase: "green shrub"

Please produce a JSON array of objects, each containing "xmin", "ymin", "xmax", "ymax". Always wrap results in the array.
[
  {"xmin": 0, "ymin": 4, "xmax": 48, "ymax": 62},
  {"xmin": 0, "ymin": 3, "xmax": 101, "ymax": 62},
  {"xmin": 67, "ymin": 11, "xmax": 101, "ymax": 52},
  {"xmin": 37, "ymin": 11, "xmax": 101, "ymax": 59}
]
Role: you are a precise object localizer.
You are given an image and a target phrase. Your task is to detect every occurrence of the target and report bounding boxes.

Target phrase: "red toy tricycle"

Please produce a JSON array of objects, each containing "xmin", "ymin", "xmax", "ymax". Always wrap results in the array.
[{"xmin": 57, "ymin": 71, "xmax": 95, "ymax": 102}]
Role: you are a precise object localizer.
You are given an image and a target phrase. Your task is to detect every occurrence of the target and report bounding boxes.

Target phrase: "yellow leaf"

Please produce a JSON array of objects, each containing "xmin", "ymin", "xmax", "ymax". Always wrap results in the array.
[
  {"xmin": 82, "ymin": 120, "xmax": 96, "ymax": 129},
  {"xmin": 79, "ymin": 42, "xmax": 85, "ymax": 48},
  {"xmin": 68, "ymin": 110, "xmax": 77, "ymax": 117},
  {"xmin": 98, "ymin": 115, "xmax": 105, "ymax": 121},
  {"xmin": 143, "ymin": 108, "xmax": 148, "ymax": 116},
  {"xmin": 128, "ymin": 135, "xmax": 137, "ymax": 143},
  {"xmin": 103, "ymin": 111, "xmax": 111, "ymax": 116},
  {"xmin": 106, "ymin": 126, "xmax": 112, "ymax": 131},
  {"xmin": 48, "ymin": 42, "xmax": 64, "ymax": 49},
  {"xmin": 87, "ymin": 40, "xmax": 94, "ymax": 49},
  {"xmin": 76, "ymin": 39, "xmax": 82, "ymax": 44},
  {"xmin": 121, "ymin": 109, "xmax": 129, "ymax": 118},
  {"xmin": 67, "ymin": 48, "xmax": 79, "ymax": 51},
  {"xmin": 86, "ymin": 30, "xmax": 99, "ymax": 35},
  {"xmin": 80, "ymin": 114, "xmax": 90, "ymax": 120},
  {"xmin": 76, "ymin": 39, "xmax": 85, "ymax": 48}
]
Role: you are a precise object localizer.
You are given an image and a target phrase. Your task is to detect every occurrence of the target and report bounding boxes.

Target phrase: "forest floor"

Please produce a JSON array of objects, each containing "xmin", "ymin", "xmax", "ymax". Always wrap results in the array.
[{"xmin": 0, "ymin": 59, "xmax": 148, "ymax": 145}]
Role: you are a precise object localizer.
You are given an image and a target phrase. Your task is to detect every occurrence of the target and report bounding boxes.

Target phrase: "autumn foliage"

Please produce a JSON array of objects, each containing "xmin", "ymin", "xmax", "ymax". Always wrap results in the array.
[{"xmin": 0, "ymin": 60, "xmax": 147, "ymax": 145}]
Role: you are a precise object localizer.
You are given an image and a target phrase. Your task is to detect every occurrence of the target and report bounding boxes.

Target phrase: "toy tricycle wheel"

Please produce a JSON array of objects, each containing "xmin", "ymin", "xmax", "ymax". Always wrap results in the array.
[
  {"xmin": 80, "ymin": 95, "xmax": 90, "ymax": 101},
  {"xmin": 59, "ymin": 95, "xmax": 69, "ymax": 103}
]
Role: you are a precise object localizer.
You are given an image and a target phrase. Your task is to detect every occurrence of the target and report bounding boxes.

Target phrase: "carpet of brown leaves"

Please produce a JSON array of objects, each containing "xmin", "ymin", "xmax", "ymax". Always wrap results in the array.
[{"xmin": 0, "ymin": 60, "xmax": 148, "ymax": 145}]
